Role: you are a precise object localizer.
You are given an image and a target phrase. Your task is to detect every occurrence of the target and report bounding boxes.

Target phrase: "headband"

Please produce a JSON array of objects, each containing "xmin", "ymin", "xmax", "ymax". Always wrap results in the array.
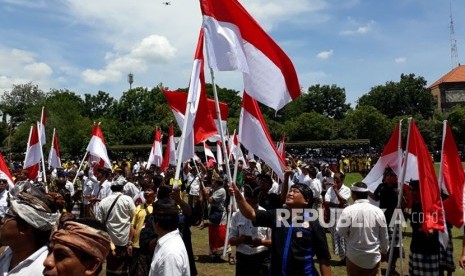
[{"xmin": 351, "ymin": 186, "xmax": 369, "ymax": 193}]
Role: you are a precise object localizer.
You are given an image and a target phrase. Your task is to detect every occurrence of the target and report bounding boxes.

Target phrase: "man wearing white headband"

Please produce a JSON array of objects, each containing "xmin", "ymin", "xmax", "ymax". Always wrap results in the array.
[{"xmin": 336, "ymin": 182, "xmax": 389, "ymax": 276}]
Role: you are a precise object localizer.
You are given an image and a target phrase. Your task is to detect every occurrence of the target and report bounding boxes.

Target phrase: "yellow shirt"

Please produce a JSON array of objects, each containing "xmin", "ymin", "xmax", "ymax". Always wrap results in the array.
[{"xmin": 131, "ymin": 204, "xmax": 153, "ymax": 248}]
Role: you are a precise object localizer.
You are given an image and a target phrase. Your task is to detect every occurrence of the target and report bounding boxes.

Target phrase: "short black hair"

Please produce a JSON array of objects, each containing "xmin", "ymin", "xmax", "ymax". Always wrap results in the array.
[{"xmin": 152, "ymin": 199, "xmax": 179, "ymax": 232}]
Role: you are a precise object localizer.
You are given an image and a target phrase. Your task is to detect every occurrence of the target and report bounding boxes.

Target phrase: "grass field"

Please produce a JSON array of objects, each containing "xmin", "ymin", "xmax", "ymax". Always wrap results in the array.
[{"xmin": 190, "ymin": 171, "xmax": 465, "ymax": 276}]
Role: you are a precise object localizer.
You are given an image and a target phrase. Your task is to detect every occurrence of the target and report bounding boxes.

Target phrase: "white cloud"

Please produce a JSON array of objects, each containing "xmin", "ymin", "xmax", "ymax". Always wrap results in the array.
[
  {"xmin": 340, "ymin": 20, "xmax": 375, "ymax": 35},
  {"xmin": 81, "ymin": 34, "xmax": 177, "ymax": 86},
  {"xmin": 395, "ymin": 57, "xmax": 407, "ymax": 64},
  {"xmin": 0, "ymin": 47, "xmax": 53, "ymax": 92},
  {"xmin": 317, "ymin": 50, "xmax": 334, "ymax": 59}
]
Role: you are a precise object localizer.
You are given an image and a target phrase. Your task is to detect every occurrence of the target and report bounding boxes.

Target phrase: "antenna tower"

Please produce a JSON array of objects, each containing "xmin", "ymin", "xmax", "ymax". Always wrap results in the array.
[{"xmin": 450, "ymin": 2, "xmax": 459, "ymax": 68}]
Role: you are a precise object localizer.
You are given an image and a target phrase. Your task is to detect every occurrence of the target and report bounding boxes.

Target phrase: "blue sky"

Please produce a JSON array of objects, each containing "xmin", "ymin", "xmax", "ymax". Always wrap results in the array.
[{"xmin": 1, "ymin": 0, "xmax": 464, "ymax": 107}]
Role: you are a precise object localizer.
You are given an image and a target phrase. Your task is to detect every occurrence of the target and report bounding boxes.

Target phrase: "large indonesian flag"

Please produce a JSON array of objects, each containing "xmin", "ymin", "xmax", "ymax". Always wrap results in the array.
[
  {"xmin": 48, "ymin": 128, "xmax": 61, "ymax": 169},
  {"xmin": 24, "ymin": 125, "xmax": 41, "ymax": 180},
  {"xmin": 407, "ymin": 120, "xmax": 445, "ymax": 233},
  {"xmin": 239, "ymin": 92, "xmax": 285, "ymax": 180},
  {"xmin": 200, "ymin": 0, "xmax": 301, "ymax": 110},
  {"xmin": 86, "ymin": 124, "xmax": 112, "ymax": 169},
  {"xmin": 161, "ymin": 123, "xmax": 176, "ymax": 171},
  {"xmin": 364, "ymin": 123, "xmax": 403, "ymax": 192},
  {"xmin": 0, "ymin": 153, "xmax": 14, "ymax": 189},
  {"xmin": 438, "ymin": 121, "xmax": 465, "ymax": 228},
  {"xmin": 147, "ymin": 129, "xmax": 163, "ymax": 168}
]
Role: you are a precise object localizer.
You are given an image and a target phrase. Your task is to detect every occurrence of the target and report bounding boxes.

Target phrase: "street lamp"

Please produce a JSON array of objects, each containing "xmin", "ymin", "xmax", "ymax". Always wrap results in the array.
[{"xmin": 128, "ymin": 73, "xmax": 134, "ymax": 90}]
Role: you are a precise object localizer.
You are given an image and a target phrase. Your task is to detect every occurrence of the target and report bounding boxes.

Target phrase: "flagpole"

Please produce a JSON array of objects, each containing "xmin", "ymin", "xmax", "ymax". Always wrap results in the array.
[
  {"xmin": 73, "ymin": 151, "xmax": 89, "ymax": 186},
  {"xmin": 37, "ymin": 122, "xmax": 47, "ymax": 192},
  {"xmin": 386, "ymin": 118, "xmax": 412, "ymax": 276},
  {"xmin": 437, "ymin": 121, "xmax": 450, "ymax": 250},
  {"xmin": 396, "ymin": 119, "xmax": 403, "ymax": 276}
]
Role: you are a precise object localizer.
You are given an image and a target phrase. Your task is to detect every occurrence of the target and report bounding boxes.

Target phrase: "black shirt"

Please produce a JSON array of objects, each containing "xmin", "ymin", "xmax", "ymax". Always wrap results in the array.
[
  {"xmin": 374, "ymin": 182, "xmax": 398, "ymax": 223},
  {"xmin": 410, "ymin": 203, "xmax": 440, "ymax": 255},
  {"xmin": 254, "ymin": 209, "xmax": 330, "ymax": 275}
]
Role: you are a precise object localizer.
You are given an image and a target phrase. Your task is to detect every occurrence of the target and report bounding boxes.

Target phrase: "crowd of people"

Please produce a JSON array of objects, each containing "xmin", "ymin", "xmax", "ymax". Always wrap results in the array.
[{"xmin": 0, "ymin": 155, "xmax": 464, "ymax": 275}]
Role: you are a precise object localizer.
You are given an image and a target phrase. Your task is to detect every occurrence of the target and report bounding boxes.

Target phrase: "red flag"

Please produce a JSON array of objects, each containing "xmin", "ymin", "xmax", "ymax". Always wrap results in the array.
[
  {"xmin": 39, "ymin": 106, "xmax": 46, "ymax": 145},
  {"xmin": 0, "ymin": 153, "xmax": 14, "ymax": 189},
  {"xmin": 86, "ymin": 124, "xmax": 112, "ymax": 169},
  {"xmin": 239, "ymin": 92, "xmax": 285, "ymax": 180},
  {"xmin": 47, "ymin": 128, "xmax": 61, "ymax": 169},
  {"xmin": 408, "ymin": 120, "xmax": 445, "ymax": 232},
  {"xmin": 161, "ymin": 123, "xmax": 176, "ymax": 172},
  {"xmin": 24, "ymin": 125, "xmax": 41, "ymax": 180},
  {"xmin": 439, "ymin": 122, "xmax": 465, "ymax": 228},
  {"xmin": 200, "ymin": 0, "xmax": 301, "ymax": 110},
  {"xmin": 363, "ymin": 123, "xmax": 403, "ymax": 192},
  {"xmin": 147, "ymin": 129, "xmax": 163, "ymax": 168}
]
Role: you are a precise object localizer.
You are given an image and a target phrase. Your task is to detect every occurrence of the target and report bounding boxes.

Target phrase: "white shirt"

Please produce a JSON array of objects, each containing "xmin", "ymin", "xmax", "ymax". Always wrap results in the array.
[
  {"xmin": 230, "ymin": 206, "xmax": 270, "ymax": 255},
  {"xmin": 0, "ymin": 190, "xmax": 8, "ymax": 218},
  {"xmin": 324, "ymin": 184, "xmax": 351, "ymax": 205},
  {"xmin": 96, "ymin": 191, "xmax": 136, "ymax": 246},
  {"xmin": 0, "ymin": 246, "xmax": 48, "ymax": 276},
  {"xmin": 268, "ymin": 181, "xmax": 279, "ymax": 195},
  {"xmin": 65, "ymin": 180, "xmax": 75, "ymax": 196},
  {"xmin": 149, "ymin": 229, "xmax": 190, "ymax": 276},
  {"xmin": 92, "ymin": 179, "xmax": 111, "ymax": 214},
  {"xmin": 309, "ymin": 178, "xmax": 322, "ymax": 200},
  {"xmin": 336, "ymin": 199, "xmax": 389, "ymax": 269},
  {"xmin": 123, "ymin": 182, "xmax": 140, "ymax": 198},
  {"xmin": 184, "ymin": 172, "xmax": 201, "ymax": 196}
]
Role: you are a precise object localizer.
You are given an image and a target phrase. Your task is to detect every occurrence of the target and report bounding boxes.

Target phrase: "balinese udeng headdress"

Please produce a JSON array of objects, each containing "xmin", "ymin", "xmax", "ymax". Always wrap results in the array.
[{"xmin": 9, "ymin": 181, "xmax": 59, "ymax": 231}]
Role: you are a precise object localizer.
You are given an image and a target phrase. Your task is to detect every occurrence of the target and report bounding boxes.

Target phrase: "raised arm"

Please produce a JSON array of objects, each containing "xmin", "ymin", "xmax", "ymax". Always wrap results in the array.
[{"xmin": 228, "ymin": 182, "xmax": 256, "ymax": 223}]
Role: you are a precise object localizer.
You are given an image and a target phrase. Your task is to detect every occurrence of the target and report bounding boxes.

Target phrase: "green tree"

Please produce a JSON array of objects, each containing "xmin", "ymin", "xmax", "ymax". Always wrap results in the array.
[
  {"xmin": 283, "ymin": 112, "xmax": 335, "ymax": 141},
  {"xmin": 0, "ymin": 82, "xmax": 46, "ymax": 125},
  {"xmin": 340, "ymin": 106, "xmax": 392, "ymax": 148},
  {"xmin": 446, "ymin": 106, "xmax": 465, "ymax": 147},
  {"xmin": 302, "ymin": 84, "xmax": 351, "ymax": 120},
  {"xmin": 83, "ymin": 91, "xmax": 117, "ymax": 120},
  {"xmin": 357, "ymin": 73, "xmax": 435, "ymax": 119}
]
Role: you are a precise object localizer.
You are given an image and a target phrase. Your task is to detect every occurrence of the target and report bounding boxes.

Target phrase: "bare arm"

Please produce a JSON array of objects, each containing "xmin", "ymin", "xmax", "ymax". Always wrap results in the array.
[
  {"xmin": 228, "ymin": 182, "xmax": 256, "ymax": 222},
  {"xmin": 319, "ymin": 257, "xmax": 331, "ymax": 276}
]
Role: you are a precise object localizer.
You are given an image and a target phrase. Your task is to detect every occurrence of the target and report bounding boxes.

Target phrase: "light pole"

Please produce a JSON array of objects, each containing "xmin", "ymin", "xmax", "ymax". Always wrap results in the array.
[{"xmin": 128, "ymin": 73, "xmax": 134, "ymax": 90}]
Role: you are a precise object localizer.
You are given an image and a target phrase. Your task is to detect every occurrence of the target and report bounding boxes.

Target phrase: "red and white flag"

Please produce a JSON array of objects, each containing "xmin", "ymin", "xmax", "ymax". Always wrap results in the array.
[
  {"xmin": 207, "ymin": 99, "xmax": 229, "ymax": 142},
  {"xmin": 216, "ymin": 141, "xmax": 224, "ymax": 165},
  {"xmin": 48, "ymin": 128, "xmax": 61, "ymax": 169},
  {"xmin": 147, "ymin": 128, "xmax": 163, "ymax": 168},
  {"xmin": 200, "ymin": 0, "xmax": 301, "ymax": 110},
  {"xmin": 39, "ymin": 106, "xmax": 46, "ymax": 145},
  {"xmin": 24, "ymin": 125, "xmax": 41, "ymax": 180},
  {"xmin": 407, "ymin": 120, "xmax": 445, "ymax": 233},
  {"xmin": 239, "ymin": 92, "xmax": 285, "ymax": 180},
  {"xmin": 363, "ymin": 123, "xmax": 403, "ymax": 192},
  {"xmin": 163, "ymin": 30, "xmax": 217, "ymax": 162},
  {"xmin": 277, "ymin": 134, "xmax": 286, "ymax": 160},
  {"xmin": 438, "ymin": 121, "xmax": 465, "ymax": 228},
  {"xmin": 0, "ymin": 153, "xmax": 14, "ymax": 189},
  {"xmin": 86, "ymin": 124, "xmax": 112, "ymax": 169},
  {"xmin": 161, "ymin": 123, "xmax": 177, "ymax": 172},
  {"xmin": 204, "ymin": 142, "xmax": 216, "ymax": 162}
]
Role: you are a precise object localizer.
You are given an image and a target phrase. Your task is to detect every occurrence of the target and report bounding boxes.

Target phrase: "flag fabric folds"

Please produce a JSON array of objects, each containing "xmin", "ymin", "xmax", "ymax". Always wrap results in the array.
[
  {"xmin": 24, "ymin": 125, "xmax": 41, "ymax": 180},
  {"xmin": 204, "ymin": 142, "xmax": 216, "ymax": 162},
  {"xmin": 86, "ymin": 124, "xmax": 112, "ymax": 169},
  {"xmin": 207, "ymin": 99, "xmax": 229, "ymax": 142},
  {"xmin": 438, "ymin": 122, "xmax": 465, "ymax": 228},
  {"xmin": 408, "ymin": 121, "xmax": 445, "ymax": 232},
  {"xmin": 277, "ymin": 134, "xmax": 286, "ymax": 161},
  {"xmin": 147, "ymin": 129, "xmax": 163, "ymax": 168},
  {"xmin": 239, "ymin": 92, "xmax": 285, "ymax": 180},
  {"xmin": 48, "ymin": 128, "xmax": 61, "ymax": 169},
  {"xmin": 216, "ymin": 141, "xmax": 224, "ymax": 165},
  {"xmin": 161, "ymin": 123, "xmax": 176, "ymax": 172},
  {"xmin": 363, "ymin": 124, "xmax": 403, "ymax": 192},
  {"xmin": 0, "ymin": 153, "xmax": 14, "ymax": 189},
  {"xmin": 39, "ymin": 106, "xmax": 46, "ymax": 145},
  {"xmin": 200, "ymin": 0, "xmax": 301, "ymax": 110}
]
